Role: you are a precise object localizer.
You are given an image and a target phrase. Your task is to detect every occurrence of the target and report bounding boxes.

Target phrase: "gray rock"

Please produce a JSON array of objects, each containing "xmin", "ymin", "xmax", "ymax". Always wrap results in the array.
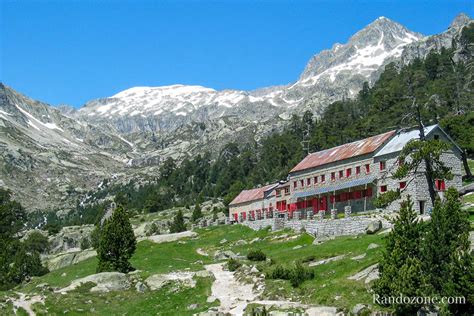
[
  {"xmin": 135, "ymin": 281, "xmax": 148, "ymax": 293},
  {"xmin": 351, "ymin": 253, "xmax": 366, "ymax": 260},
  {"xmin": 234, "ymin": 239, "xmax": 248, "ymax": 246},
  {"xmin": 352, "ymin": 303, "xmax": 368, "ymax": 315},
  {"xmin": 145, "ymin": 272, "xmax": 196, "ymax": 291},
  {"xmin": 292, "ymin": 245, "xmax": 303, "ymax": 250},
  {"xmin": 367, "ymin": 243, "xmax": 380, "ymax": 250},
  {"xmin": 57, "ymin": 272, "xmax": 130, "ymax": 293},
  {"xmin": 206, "ymin": 295, "xmax": 217, "ymax": 303},
  {"xmin": 348, "ymin": 264, "xmax": 379, "ymax": 283},
  {"xmin": 219, "ymin": 238, "xmax": 227, "ymax": 244},
  {"xmin": 214, "ymin": 250, "xmax": 238, "ymax": 261},
  {"xmin": 366, "ymin": 220, "xmax": 382, "ymax": 234}
]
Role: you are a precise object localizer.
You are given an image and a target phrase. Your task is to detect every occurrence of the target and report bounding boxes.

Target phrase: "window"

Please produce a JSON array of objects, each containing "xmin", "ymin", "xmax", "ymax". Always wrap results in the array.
[
  {"xmin": 331, "ymin": 172, "xmax": 336, "ymax": 181},
  {"xmin": 285, "ymin": 187, "xmax": 290, "ymax": 195},
  {"xmin": 339, "ymin": 170, "xmax": 343, "ymax": 179},
  {"xmin": 435, "ymin": 179, "xmax": 446, "ymax": 191},
  {"xmin": 356, "ymin": 166, "xmax": 361, "ymax": 175},
  {"xmin": 314, "ymin": 176, "xmax": 318, "ymax": 184},
  {"xmin": 365, "ymin": 164, "xmax": 370, "ymax": 173},
  {"xmin": 321, "ymin": 174, "xmax": 325, "ymax": 182},
  {"xmin": 293, "ymin": 181, "xmax": 297, "ymax": 189},
  {"xmin": 434, "ymin": 134, "xmax": 440, "ymax": 140},
  {"xmin": 380, "ymin": 185, "xmax": 387, "ymax": 193},
  {"xmin": 380, "ymin": 161, "xmax": 386, "ymax": 171},
  {"xmin": 399, "ymin": 181, "xmax": 406, "ymax": 189},
  {"xmin": 300, "ymin": 180, "xmax": 304, "ymax": 187},
  {"xmin": 307, "ymin": 178, "xmax": 311, "ymax": 186},
  {"xmin": 276, "ymin": 189, "xmax": 281, "ymax": 197},
  {"xmin": 346, "ymin": 168, "xmax": 352, "ymax": 177}
]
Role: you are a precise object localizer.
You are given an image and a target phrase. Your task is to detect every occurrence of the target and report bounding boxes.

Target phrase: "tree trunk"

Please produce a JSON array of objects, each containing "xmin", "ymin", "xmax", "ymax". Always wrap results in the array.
[
  {"xmin": 415, "ymin": 101, "xmax": 437, "ymax": 206},
  {"xmin": 461, "ymin": 150, "xmax": 473, "ymax": 180}
]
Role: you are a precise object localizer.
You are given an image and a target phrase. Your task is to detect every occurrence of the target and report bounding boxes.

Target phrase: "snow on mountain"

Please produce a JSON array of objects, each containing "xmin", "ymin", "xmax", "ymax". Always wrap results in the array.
[{"xmin": 77, "ymin": 16, "xmax": 427, "ymax": 130}]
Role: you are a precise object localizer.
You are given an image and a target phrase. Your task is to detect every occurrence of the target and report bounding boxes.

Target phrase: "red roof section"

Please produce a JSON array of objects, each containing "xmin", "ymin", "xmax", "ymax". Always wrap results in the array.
[
  {"xmin": 290, "ymin": 130, "xmax": 396, "ymax": 173},
  {"xmin": 229, "ymin": 183, "xmax": 277, "ymax": 206}
]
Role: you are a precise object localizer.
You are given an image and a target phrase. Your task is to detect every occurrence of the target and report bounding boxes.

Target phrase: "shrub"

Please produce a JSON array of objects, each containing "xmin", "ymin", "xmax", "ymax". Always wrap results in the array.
[
  {"xmin": 23, "ymin": 231, "xmax": 49, "ymax": 254},
  {"xmin": 43, "ymin": 223, "xmax": 61, "ymax": 236},
  {"xmin": 80, "ymin": 237, "xmax": 91, "ymax": 250},
  {"xmin": 90, "ymin": 226, "xmax": 101, "ymax": 250},
  {"xmin": 266, "ymin": 263, "xmax": 314, "ymax": 287},
  {"xmin": 247, "ymin": 250, "xmax": 266, "ymax": 261},
  {"xmin": 146, "ymin": 223, "xmax": 160, "ymax": 236},
  {"xmin": 227, "ymin": 258, "xmax": 241, "ymax": 272},
  {"xmin": 289, "ymin": 262, "xmax": 314, "ymax": 287}
]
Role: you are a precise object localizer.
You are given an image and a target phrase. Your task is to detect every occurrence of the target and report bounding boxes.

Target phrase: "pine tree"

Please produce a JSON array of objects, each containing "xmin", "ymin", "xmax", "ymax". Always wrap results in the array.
[
  {"xmin": 97, "ymin": 205, "xmax": 137, "ymax": 273},
  {"xmin": 373, "ymin": 196, "xmax": 428, "ymax": 314},
  {"xmin": 191, "ymin": 203, "xmax": 203, "ymax": 222},
  {"xmin": 169, "ymin": 210, "xmax": 186, "ymax": 233},
  {"xmin": 423, "ymin": 188, "xmax": 474, "ymax": 314}
]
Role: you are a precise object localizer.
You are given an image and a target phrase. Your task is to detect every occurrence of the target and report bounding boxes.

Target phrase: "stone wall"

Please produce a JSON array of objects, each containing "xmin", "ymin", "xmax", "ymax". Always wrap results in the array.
[{"xmin": 242, "ymin": 214, "xmax": 392, "ymax": 237}]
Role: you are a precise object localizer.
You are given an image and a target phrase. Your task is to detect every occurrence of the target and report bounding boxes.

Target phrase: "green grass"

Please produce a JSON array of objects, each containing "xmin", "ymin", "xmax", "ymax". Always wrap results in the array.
[
  {"xmin": 463, "ymin": 194, "xmax": 474, "ymax": 204},
  {"xmin": 1, "ymin": 225, "xmax": 388, "ymax": 314}
]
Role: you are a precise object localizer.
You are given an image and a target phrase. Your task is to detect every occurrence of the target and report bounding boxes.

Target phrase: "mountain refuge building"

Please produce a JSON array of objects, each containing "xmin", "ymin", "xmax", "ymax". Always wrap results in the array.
[{"xmin": 229, "ymin": 124, "xmax": 463, "ymax": 222}]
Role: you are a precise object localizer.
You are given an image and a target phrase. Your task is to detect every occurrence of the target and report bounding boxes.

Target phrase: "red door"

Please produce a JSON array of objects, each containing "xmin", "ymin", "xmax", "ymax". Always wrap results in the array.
[{"xmin": 233, "ymin": 213, "xmax": 238, "ymax": 222}]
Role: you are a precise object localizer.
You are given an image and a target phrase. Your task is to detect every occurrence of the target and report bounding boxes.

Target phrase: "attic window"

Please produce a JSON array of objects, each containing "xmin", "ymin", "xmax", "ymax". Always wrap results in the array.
[{"xmin": 434, "ymin": 134, "xmax": 440, "ymax": 140}]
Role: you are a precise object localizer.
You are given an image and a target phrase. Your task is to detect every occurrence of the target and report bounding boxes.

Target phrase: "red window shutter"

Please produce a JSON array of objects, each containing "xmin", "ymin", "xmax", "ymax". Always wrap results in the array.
[
  {"xmin": 294, "ymin": 181, "xmax": 297, "ymax": 188},
  {"xmin": 346, "ymin": 168, "xmax": 352, "ymax": 177},
  {"xmin": 233, "ymin": 213, "xmax": 238, "ymax": 221},
  {"xmin": 331, "ymin": 172, "xmax": 335, "ymax": 181},
  {"xmin": 307, "ymin": 178, "xmax": 311, "ymax": 186},
  {"xmin": 330, "ymin": 195, "xmax": 335, "ymax": 203},
  {"xmin": 356, "ymin": 166, "xmax": 360, "ymax": 175},
  {"xmin": 243, "ymin": 212, "xmax": 246, "ymax": 220},
  {"xmin": 366, "ymin": 164, "xmax": 370, "ymax": 173},
  {"xmin": 300, "ymin": 180, "xmax": 304, "ymax": 187},
  {"xmin": 441, "ymin": 180, "xmax": 446, "ymax": 191},
  {"xmin": 400, "ymin": 181, "xmax": 406, "ymax": 189},
  {"xmin": 380, "ymin": 161, "xmax": 386, "ymax": 170},
  {"xmin": 314, "ymin": 176, "xmax": 318, "ymax": 184},
  {"xmin": 339, "ymin": 170, "xmax": 343, "ymax": 178},
  {"xmin": 380, "ymin": 185, "xmax": 387, "ymax": 193},
  {"xmin": 367, "ymin": 187, "xmax": 372, "ymax": 197},
  {"xmin": 321, "ymin": 174, "xmax": 325, "ymax": 182}
]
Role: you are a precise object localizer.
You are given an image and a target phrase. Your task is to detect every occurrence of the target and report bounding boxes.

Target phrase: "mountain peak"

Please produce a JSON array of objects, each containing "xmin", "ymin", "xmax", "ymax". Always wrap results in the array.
[{"xmin": 449, "ymin": 13, "xmax": 472, "ymax": 29}]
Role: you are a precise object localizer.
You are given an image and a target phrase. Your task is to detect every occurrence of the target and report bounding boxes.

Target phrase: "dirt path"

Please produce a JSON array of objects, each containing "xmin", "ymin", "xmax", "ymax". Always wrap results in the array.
[
  {"xmin": 205, "ymin": 263, "xmax": 262, "ymax": 315},
  {"xmin": 10, "ymin": 292, "xmax": 44, "ymax": 316},
  {"xmin": 205, "ymin": 263, "xmax": 339, "ymax": 315}
]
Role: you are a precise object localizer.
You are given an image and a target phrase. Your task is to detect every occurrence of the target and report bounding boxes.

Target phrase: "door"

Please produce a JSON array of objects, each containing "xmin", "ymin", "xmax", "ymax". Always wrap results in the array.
[{"xmin": 419, "ymin": 201, "xmax": 425, "ymax": 215}]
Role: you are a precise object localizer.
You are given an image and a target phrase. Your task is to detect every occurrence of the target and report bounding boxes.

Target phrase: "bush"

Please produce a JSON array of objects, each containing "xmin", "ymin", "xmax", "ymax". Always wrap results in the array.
[
  {"xmin": 23, "ymin": 231, "xmax": 49, "ymax": 254},
  {"xmin": 247, "ymin": 250, "xmax": 266, "ymax": 261},
  {"xmin": 227, "ymin": 258, "xmax": 241, "ymax": 272},
  {"xmin": 146, "ymin": 223, "xmax": 160, "ymax": 236},
  {"xmin": 80, "ymin": 237, "xmax": 91, "ymax": 250},
  {"xmin": 266, "ymin": 263, "xmax": 314, "ymax": 287},
  {"xmin": 43, "ymin": 222, "xmax": 61, "ymax": 236},
  {"xmin": 289, "ymin": 262, "xmax": 314, "ymax": 287}
]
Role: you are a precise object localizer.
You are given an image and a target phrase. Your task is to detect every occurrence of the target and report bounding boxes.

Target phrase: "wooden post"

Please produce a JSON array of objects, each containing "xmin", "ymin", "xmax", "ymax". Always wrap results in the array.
[{"xmin": 364, "ymin": 184, "xmax": 367, "ymax": 212}]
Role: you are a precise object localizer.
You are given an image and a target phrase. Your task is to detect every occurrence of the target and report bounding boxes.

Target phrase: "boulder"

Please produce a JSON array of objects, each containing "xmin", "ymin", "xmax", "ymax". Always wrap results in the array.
[
  {"xmin": 44, "ymin": 249, "xmax": 97, "ymax": 271},
  {"xmin": 352, "ymin": 304, "xmax": 368, "ymax": 315},
  {"xmin": 214, "ymin": 250, "xmax": 238, "ymax": 261},
  {"xmin": 135, "ymin": 281, "xmax": 148, "ymax": 293},
  {"xmin": 348, "ymin": 264, "xmax": 379, "ymax": 284},
  {"xmin": 57, "ymin": 272, "xmax": 130, "ymax": 293},
  {"xmin": 350, "ymin": 253, "xmax": 366, "ymax": 260},
  {"xmin": 312, "ymin": 235, "xmax": 335, "ymax": 245},
  {"xmin": 145, "ymin": 272, "xmax": 196, "ymax": 291},
  {"xmin": 367, "ymin": 243, "xmax": 380, "ymax": 250},
  {"xmin": 305, "ymin": 306, "xmax": 338, "ymax": 316},
  {"xmin": 219, "ymin": 238, "xmax": 227, "ymax": 244},
  {"xmin": 206, "ymin": 296, "xmax": 217, "ymax": 303},
  {"xmin": 366, "ymin": 220, "xmax": 382, "ymax": 234},
  {"xmin": 234, "ymin": 239, "xmax": 248, "ymax": 246}
]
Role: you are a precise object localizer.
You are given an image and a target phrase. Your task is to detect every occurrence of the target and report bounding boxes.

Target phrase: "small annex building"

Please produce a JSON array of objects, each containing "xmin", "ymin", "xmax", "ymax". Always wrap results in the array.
[{"xmin": 229, "ymin": 124, "xmax": 463, "ymax": 222}]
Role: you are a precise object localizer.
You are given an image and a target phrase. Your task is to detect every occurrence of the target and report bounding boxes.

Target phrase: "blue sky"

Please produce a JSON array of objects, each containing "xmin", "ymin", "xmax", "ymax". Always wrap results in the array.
[{"xmin": 1, "ymin": 0, "xmax": 472, "ymax": 107}]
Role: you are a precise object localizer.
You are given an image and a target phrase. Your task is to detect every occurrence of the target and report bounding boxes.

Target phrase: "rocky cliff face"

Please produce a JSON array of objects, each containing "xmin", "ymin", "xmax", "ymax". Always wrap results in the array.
[{"xmin": 1, "ymin": 14, "xmax": 472, "ymax": 211}]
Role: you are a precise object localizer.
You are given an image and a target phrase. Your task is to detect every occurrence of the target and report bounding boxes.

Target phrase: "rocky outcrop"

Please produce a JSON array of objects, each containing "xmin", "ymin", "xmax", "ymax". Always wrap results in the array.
[{"xmin": 57, "ymin": 272, "xmax": 131, "ymax": 293}]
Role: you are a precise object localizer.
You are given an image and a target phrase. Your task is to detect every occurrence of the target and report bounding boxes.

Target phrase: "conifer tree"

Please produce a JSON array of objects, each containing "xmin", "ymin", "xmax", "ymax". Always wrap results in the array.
[
  {"xmin": 423, "ymin": 188, "xmax": 474, "ymax": 314},
  {"xmin": 373, "ymin": 196, "xmax": 427, "ymax": 314},
  {"xmin": 169, "ymin": 210, "xmax": 186, "ymax": 233},
  {"xmin": 191, "ymin": 203, "xmax": 203, "ymax": 222},
  {"xmin": 97, "ymin": 205, "xmax": 136, "ymax": 273}
]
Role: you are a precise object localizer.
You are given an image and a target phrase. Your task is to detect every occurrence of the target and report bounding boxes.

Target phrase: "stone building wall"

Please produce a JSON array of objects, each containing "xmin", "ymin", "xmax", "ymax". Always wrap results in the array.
[{"xmin": 242, "ymin": 214, "xmax": 393, "ymax": 237}]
